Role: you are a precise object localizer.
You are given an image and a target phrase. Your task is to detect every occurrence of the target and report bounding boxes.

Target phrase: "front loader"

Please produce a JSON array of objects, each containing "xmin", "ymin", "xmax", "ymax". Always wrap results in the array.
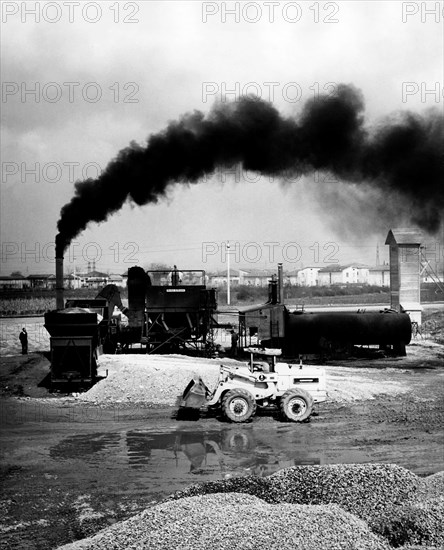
[{"xmin": 180, "ymin": 348, "xmax": 327, "ymax": 423}]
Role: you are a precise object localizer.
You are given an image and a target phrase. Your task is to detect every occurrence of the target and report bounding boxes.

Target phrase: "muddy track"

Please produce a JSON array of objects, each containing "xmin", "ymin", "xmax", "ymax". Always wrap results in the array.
[{"xmin": 1, "ymin": 387, "xmax": 443, "ymax": 550}]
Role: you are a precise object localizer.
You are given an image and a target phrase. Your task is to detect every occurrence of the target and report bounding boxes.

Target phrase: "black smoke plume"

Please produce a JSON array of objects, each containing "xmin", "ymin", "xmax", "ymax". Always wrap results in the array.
[{"xmin": 56, "ymin": 84, "xmax": 443, "ymax": 255}]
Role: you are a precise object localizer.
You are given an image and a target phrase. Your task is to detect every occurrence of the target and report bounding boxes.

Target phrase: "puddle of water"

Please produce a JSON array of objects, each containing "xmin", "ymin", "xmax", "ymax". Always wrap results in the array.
[{"xmin": 50, "ymin": 427, "xmax": 323, "ymax": 480}]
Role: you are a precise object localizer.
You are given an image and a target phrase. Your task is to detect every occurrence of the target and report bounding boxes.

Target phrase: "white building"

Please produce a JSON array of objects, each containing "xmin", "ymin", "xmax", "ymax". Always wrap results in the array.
[
  {"xmin": 368, "ymin": 265, "xmax": 390, "ymax": 287},
  {"xmin": 296, "ymin": 267, "xmax": 320, "ymax": 287},
  {"xmin": 209, "ymin": 269, "xmax": 249, "ymax": 287},
  {"xmin": 242, "ymin": 269, "xmax": 275, "ymax": 287},
  {"xmin": 318, "ymin": 264, "xmax": 369, "ymax": 286}
]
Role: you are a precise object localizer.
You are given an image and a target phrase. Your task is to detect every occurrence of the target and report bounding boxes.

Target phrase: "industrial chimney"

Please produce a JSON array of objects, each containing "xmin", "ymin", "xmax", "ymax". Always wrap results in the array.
[
  {"xmin": 278, "ymin": 263, "xmax": 284, "ymax": 304},
  {"xmin": 268, "ymin": 274, "xmax": 278, "ymax": 304},
  {"xmin": 56, "ymin": 253, "xmax": 64, "ymax": 310}
]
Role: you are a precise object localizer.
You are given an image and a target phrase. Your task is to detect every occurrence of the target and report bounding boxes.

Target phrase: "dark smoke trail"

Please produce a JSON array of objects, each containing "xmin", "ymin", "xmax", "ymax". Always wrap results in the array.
[{"xmin": 56, "ymin": 84, "xmax": 443, "ymax": 254}]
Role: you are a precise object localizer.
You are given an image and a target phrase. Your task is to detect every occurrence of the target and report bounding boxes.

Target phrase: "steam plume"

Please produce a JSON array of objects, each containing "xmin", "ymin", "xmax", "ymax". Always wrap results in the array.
[{"xmin": 56, "ymin": 84, "xmax": 443, "ymax": 254}]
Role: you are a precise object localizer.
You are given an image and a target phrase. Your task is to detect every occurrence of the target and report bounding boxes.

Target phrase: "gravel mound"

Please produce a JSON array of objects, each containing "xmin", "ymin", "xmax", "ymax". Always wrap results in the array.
[
  {"xmin": 79, "ymin": 355, "xmax": 225, "ymax": 405},
  {"xmin": 170, "ymin": 475, "xmax": 275, "ymax": 503},
  {"xmin": 55, "ymin": 464, "xmax": 443, "ymax": 550},
  {"xmin": 78, "ymin": 354, "xmax": 413, "ymax": 405},
  {"xmin": 57, "ymin": 493, "xmax": 390, "ymax": 550},
  {"xmin": 170, "ymin": 463, "xmax": 420, "ymax": 526},
  {"xmin": 393, "ymin": 471, "xmax": 444, "ymax": 547},
  {"xmin": 418, "ymin": 471, "xmax": 444, "ymax": 500},
  {"xmin": 267, "ymin": 463, "xmax": 420, "ymax": 522},
  {"xmin": 168, "ymin": 463, "xmax": 440, "ymax": 547},
  {"xmin": 373, "ymin": 497, "xmax": 444, "ymax": 548},
  {"xmin": 325, "ymin": 367, "xmax": 412, "ymax": 402}
]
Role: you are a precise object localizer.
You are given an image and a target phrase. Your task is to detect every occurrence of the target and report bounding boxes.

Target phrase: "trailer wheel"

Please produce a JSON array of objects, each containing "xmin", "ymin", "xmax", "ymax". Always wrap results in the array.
[
  {"xmin": 280, "ymin": 389, "xmax": 313, "ymax": 422},
  {"xmin": 222, "ymin": 389, "xmax": 256, "ymax": 423}
]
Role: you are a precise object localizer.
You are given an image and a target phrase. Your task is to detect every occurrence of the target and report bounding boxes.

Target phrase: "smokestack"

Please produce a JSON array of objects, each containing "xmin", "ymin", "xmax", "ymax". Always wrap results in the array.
[
  {"xmin": 268, "ymin": 274, "xmax": 278, "ymax": 304},
  {"xmin": 278, "ymin": 263, "xmax": 284, "ymax": 304},
  {"xmin": 56, "ymin": 253, "xmax": 64, "ymax": 310}
]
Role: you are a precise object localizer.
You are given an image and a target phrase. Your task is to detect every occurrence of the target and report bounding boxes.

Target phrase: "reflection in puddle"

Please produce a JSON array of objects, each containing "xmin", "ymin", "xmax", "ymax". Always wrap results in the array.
[
  {"xmin": 50, "ymin": 432, "xmax": 122, "ymax": 460},
  {"xmin": 50, "ymin": 427, "xmax": 322, "ymax": 478}
]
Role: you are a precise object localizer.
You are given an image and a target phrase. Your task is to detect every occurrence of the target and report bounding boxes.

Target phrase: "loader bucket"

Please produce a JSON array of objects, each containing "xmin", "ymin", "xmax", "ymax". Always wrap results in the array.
[{"xmin": 180, "ymin": 377, "xmax": 210, "ymax": 409}]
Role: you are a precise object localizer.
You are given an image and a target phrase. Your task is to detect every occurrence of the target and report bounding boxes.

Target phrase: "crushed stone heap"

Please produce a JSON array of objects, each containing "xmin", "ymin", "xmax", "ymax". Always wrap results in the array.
[
  {"xmin": 78, "ymin": 354, "xmax": 412, "ymax": 405},
  {"xmin": 57, "ymin": 464, "xmax": 443, "ymax": 550}
]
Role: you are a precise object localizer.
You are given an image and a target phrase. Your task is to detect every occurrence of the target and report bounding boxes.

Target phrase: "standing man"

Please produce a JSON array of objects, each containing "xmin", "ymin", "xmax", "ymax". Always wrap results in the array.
[
  {"xmin": 230, "ymin": 329, "xmax": 239, "ymax": 357},
  {"xmin": 170, "ymin": 265, "xmax": 183, "ymax": 286},
  {"xmin": 19, "ymin": 327, "xmax": 28, "ymax": 355}
]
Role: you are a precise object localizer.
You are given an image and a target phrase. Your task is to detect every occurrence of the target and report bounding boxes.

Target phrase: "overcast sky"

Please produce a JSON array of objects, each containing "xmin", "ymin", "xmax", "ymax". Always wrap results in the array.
[{"xmin": 1, "ymin": 1, "xmax": 443, "ymax": 275}]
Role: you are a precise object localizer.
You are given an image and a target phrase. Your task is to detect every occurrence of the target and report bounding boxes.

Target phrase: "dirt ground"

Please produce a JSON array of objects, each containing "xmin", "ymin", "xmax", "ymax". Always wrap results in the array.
[
  {"xmin": 1, "ymin": 306, "xmax": 443, "ymax": 549},
  {"xmin": 0, "ymin": 342, "xmax": 443, "ymax": 550}
]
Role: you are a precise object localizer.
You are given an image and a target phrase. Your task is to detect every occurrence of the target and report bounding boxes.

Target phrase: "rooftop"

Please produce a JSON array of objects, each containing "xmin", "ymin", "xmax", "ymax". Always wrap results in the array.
[{"xmin": 385, "ymin": 228, "xmax": 423, "ymax": 245}]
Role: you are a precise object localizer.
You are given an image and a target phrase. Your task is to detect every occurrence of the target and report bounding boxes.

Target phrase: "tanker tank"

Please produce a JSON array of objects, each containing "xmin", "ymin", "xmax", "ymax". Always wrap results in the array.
[{"xmin": 283, "ymin": 309, "xmax": 412, "ymax": 356}]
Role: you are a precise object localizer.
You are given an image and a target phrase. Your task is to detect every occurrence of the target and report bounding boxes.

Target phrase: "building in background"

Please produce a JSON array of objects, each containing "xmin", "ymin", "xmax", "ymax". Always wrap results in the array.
[
  {"xmin": 108, "ymin": 273, "xmax": 124, "ymax": 286},
  {"xmin": 209, "ymin": 269, "xmax": 248, "ymax": 287},
  {"xmin": 317, "ymin": 264, "xmax": 369, "ymax": 286},
  {"xmin": 242, "ymin": 269, "xmax": 275, "ymax": 287},
  {"xmin": 296, "ymin": 267, "xmax": 320, "ymax": 287},
  {"xmin": 0, "ymin": 275, "xmax": 30, "ymax": 290},
  {"xmin": 27, "ymin": 274, "xmax": 56, "ymax": 290},
  {"xmin": 368, "ymin": 264, "xmax": 390, "ymax": 287}
]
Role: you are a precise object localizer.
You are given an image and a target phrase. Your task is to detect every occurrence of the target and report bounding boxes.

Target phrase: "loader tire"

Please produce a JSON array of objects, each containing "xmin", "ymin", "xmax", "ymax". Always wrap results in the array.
[
  {"xmin": 222, "ymin": 389, "xmax": 256, "ymax": 423},
  {"xmin": 280, "ymin": 388, "xmax": 313, "ymax": 422}
]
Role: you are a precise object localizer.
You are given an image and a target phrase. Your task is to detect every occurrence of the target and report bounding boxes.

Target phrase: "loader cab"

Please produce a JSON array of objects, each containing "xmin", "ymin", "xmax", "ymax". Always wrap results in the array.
[
  {"xmin": 252, "ymin": 360, "xmax": 270, "ymax": 373},
  {"xmin": 245, "ymin": 347, "xmax": 281, "ymax": 373}
]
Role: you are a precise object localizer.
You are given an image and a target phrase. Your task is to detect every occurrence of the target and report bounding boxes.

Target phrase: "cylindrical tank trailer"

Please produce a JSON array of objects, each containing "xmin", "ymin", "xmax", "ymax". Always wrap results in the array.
[
  {"xmin": 283, "ymin": 309, "xmax": 411, "ymax": 356},
  {"xmin": 248, "ymin": 306, "xmax": 412, "ymax": 357}
]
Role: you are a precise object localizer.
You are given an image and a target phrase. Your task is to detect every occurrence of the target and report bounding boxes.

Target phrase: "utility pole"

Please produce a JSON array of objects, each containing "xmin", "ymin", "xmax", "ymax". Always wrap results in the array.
[{"xmin": 226, "ymin": 241, "xmax": 230, "ymax": 306}]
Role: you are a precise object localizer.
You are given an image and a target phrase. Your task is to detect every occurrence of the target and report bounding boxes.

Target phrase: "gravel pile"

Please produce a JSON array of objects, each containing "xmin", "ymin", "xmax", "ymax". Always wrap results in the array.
[
  {"xmin": 373, "ymin": 497, "xmax": 444, "ymax": 548},
  {"xmin": 267, "ymin": 463, "xmax": 420, "ymax": 522},
  {"xmin": 78, "ymin": 354, "xmax": 412, "ymax": 405},
  {"xmin": 170, "ymin": 474, "xmax": 276, "ymax": 503},
  {"xmin": 79, "ymin": 355, "xmax": 225, "ymax": 405},
  {"xmin": 55, "ymin": 464, "xmax": 443, "ymax": 550},
  {"xmin": 325, "ymin": 367, "xmax": 412, "ymax": 402},
  {"xmin": 372, "ymin": 472, "xmax": 444, "ymax": 548},
  {"xmin": 418, "ymin": 471, "xmax": 444, "ymax": 500},
  {"xmin": 57, "ymin": 493, "xmax": 390, "ymax": 550},
  {"xmin": 170, "ymin": 463, "xmax": 420, "ymax": 526}
]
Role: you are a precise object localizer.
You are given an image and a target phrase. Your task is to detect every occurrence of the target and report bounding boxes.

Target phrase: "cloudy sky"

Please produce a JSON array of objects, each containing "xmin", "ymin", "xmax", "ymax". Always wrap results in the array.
[{"xmin": 1, "ymin": 1, "xmax": 442, "ymax": 276}]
